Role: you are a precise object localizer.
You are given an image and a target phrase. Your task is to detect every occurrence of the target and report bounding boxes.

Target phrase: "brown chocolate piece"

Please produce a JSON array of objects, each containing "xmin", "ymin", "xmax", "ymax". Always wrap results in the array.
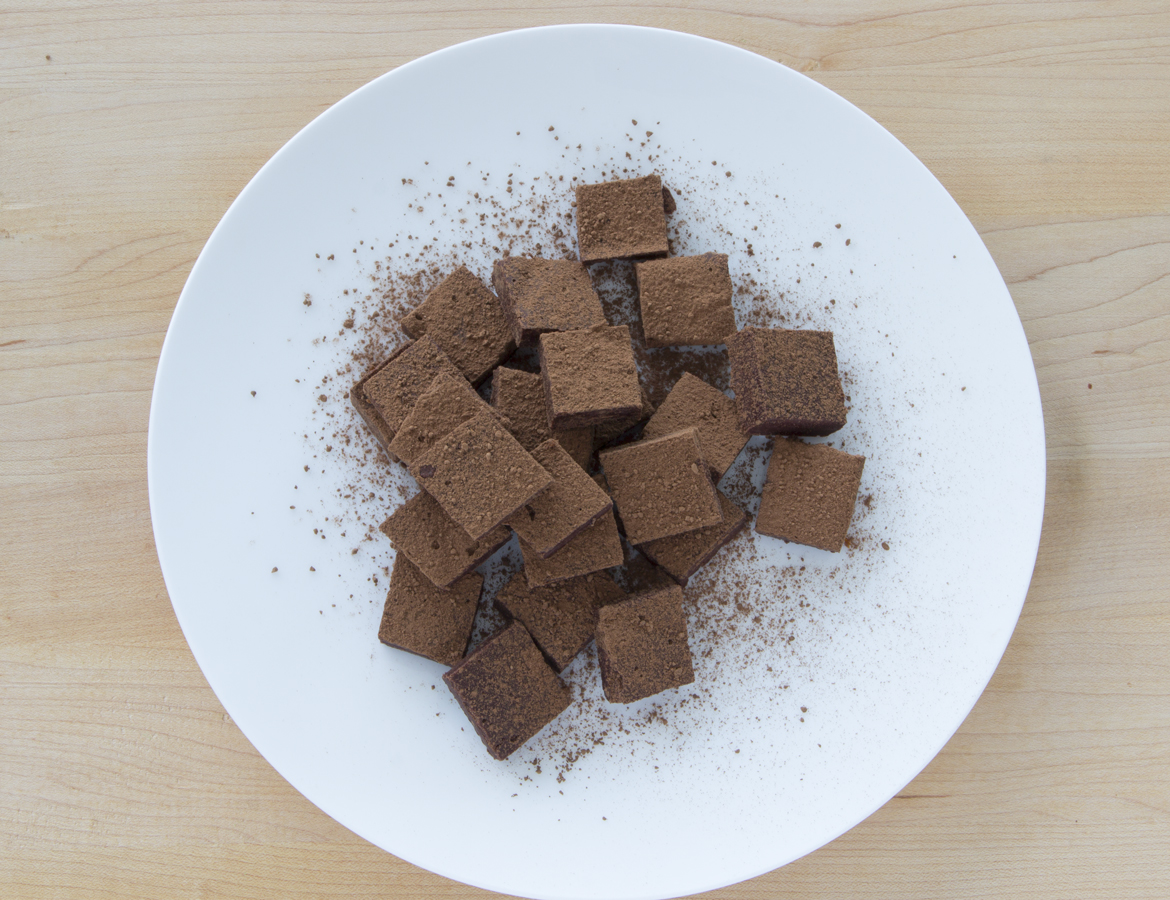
[
  {"xmin": 491, "ymin": 367, "xmax": 593, "ymax": 468},
  {"xmin": 641, "ymin": 372, "xmax": 749, "ymax": 479},
  {"xmin": 377, "ymin": 555, "xmax": 483, "ymax": 666},
  {"xmin": 388, "ymin": 372, "xmax": 495, "ymax": 468},
  {"xmin": 727, "ymin": 327, "xmax": 847, "ymax": 436},
  {"xmin": 599, "ymin": 428, "xmax": 723, "ymax": 545},
  {"xmin": 398, "ymin": 266, "xmax": 515, "ymax": 385},
  {"xmin": 637, "ymin": 490, "xmax": 748, "ymax": 586},
  {"xmin": 554, "ymin": 425, "xmax": 594, "ymax": 470},
  {"xmin": 379, "ymin": 491, "xmax": 509, "ymax": 589},
  {"xmin": 661, "ymin": 185, "xmax": 677, "ymax": 215},
  {"xmin": 410, "ymin": 411, "xmax": 552, "ymax": 541},
  {"xmin": 592, "ymin": 383, "xmax": 655, "ymax": 450},
  {"xmin": 635, "ymin": 253, "xmax": 736, "ymax": 347},
  {"xmin": 575, "ymin": 174, "xmax": 669, "ymax": 264},
  {"xmin": 494, "ymin": 571, "xmax": 625, "ymax": 672},
  {"xmin": 491, "ymin": 257, "xmax": 606, "ymax": 347},
  {"xmin": 521, "ymin": 508, "xmax": 624, "ymax": 587},
  {"xmin": 443, "ymin": 622, "xmax": 570, "ymax": 760},
  {"xmin": 540, "ymin": 325, "xmax": 642, "ymax": 430},
  {"xmin": 756, "ymin": 438, "xmax": 865, "ymax": 552},
  {"xmin": 505, "ymin": 440, "xmax": 612, "ymax": 558},
  {"xmin": 595, "ymin": 585, "xmax": 694, "ymax": 704},
  {"xmin": 351, "ymin": 337, "xmax": 463, "ymax": 453},
  {"xmin": 612, "ymin": 541, "xmax": 675, "ymax": 595}
]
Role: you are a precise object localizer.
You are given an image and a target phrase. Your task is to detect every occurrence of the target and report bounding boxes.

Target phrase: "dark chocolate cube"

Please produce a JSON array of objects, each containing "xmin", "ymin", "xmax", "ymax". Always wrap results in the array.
[
  {"xmin": 539, "ymin": 325, "xmax": 642, "ymax": 431},
  {"xmin": 491, "ymin": 257, "xmax": 606, "ymax": 347},
  {"xmin": 388, "ymin": 372, "xmax": 495, "ymax": 467},
  {"xmin": 727, "ymin": 327, "xmax": 847, "ymax": 436},
  {"xmin": 637, "ymin": 490, "xmax": 748, "ymax": 586},
  {"xmin": 641, "ymin": 372, "xmax": 749, "ymax": 479},
  {"xmin": 635, "ymin": 253, "xmax": 736, "ymax": 347},
  {"xmin": 505, "ymin": 439, "xmax": 612, "ymax": 558},
  {"xmin": 598, "ymin": 428, "xmax": 723, "ymax": 545},
  {"xmin": 595, "ymin": 585, "xmax": 694, "ymax": 704},
  {"xmin": 377, "ymin": 555, "xmax": 482, "ymax": 666},
  {"xmin": 520, "ymin": 507, "xmax": 624, "ymax": 588},
  {"xmin": 350, "ymin": 336, "xmax": 463, "ymax": 455},
  {"xmin": 494, "ymin": 571, "xmax": 624, "ymax": 672},
  {"xmin": 379, "ymin": 491, "xmax": 509, "ymax": 589},
  {"xmin": 443, "ymin": 622, "xmax": 570, "ymax": 760},
  {"xmin": 398, "ymin": 266, "xmax": 515, "ymax": 385},
  {"xmin": 410, "ymin": 411, "xmax": 552, "ymax": 541},
  {"xmin": 756, "ymin": 438, "xmax": 865, "ymax": 552},
  {"xmin": 575, "ymin": 174, "xmax": 669, "ymax": 264},
  {"xmin": 491, "ymin": 366, "xmax": 593, "ymax": 468}
]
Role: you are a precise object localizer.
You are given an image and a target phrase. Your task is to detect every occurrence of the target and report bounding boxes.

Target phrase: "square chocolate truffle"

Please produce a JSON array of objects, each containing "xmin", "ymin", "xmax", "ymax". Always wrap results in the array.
[
  {"xmin": 443, "ymin": 622, "xmax": 570, "ymax": 760},
  {"xmin": 592, "ymin": 382, "xmax": 655, "ymax": 450},
  {"xmin": 637, "ymin": 490, "xmax": 748, "ymax": 586},
  {"xmin": 505, "ymin": 439, "xmax": 612, "ymax": 558},
  {"xmin": 491, "ymin": 257, "xmax": 606, "ymax": 347},
  {"xmin": 379, "ymin": 490, "xmax": 509, "ymax": 589},
  {"xmin": 410, "ymin": 410, "xmax": 552, "ymax": 541},
  {"xmin": 494, "ymin": 571, "xmax": 623, "ymax": 672},
  {"xmin": 521, "ymin": 508, "xmax": 624, "ymax": 588},
  {"xmin": 641, "ymin": 372, "xmax": 749, "ymax": 479},
  {"xmin": 595, "ymin": 585, "xmax": 694, "ymax": 704},
  {"xmin": 635, "ymin": 253, "xmax": 736, "ymax": 347},
  {"xmin": 598, "ymin": 428, "xmax": 723, "ymax": 545},
  {"xmin": 388, "ymin": 372, "xmax": 495, "ymax": 468},
  {"xmin": 491, "ymin": 366, "xmax": 594, "ymax": 468},
  {"xmin": 756, "ymin": 438, "xmax": 865, "ymax": 552},
  {"xmin": 350, "ymin": 336, "xmax": 463, "ymax": 453},
  {"xmin": 378, "ymin": 554, "xmax": 483, "ymax": 667},
  {"xmin": 540, "ymin": 325, "xmax": 642, "ymax": 431},
  {"xmin": 575, "ymin": 174, "xmax": 669, "ymax": 264},
  {"xmin": 727, "ymin": 327, "xmax": 847, "ymax": 436},
  {"xmin": 611, "ymin": 540, "xmax": 675, "ymax": 595},
  {"xmin": 398, "ymin": 266, "xmax": 515, "ymax": 385}
]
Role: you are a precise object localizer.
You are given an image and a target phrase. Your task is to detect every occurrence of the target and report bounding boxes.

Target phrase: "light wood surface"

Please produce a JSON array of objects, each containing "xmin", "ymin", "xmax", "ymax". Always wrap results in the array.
[{"xmin": 2, "ymin": 2, "xmax": 1168, "ymax": 897}]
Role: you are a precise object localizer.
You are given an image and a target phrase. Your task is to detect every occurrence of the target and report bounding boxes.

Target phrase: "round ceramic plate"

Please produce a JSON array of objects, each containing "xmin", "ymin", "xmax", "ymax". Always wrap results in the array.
[{"xmin": 149, "ymin": 25, "xmax": 1045, "ymax": 900}]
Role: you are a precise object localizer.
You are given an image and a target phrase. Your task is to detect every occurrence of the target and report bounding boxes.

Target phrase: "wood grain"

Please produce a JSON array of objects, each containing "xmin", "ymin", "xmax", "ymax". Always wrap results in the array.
[{"xmin": 2, "ymin": 1, "xmax": 1168, "ymax": 898}]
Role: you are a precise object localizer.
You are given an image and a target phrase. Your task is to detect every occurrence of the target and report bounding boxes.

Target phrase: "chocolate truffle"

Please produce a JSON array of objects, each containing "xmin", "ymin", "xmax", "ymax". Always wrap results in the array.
[
  {"xmin": 595, "ymin": 585, "xmax": 695, "ymax": 704},
  {"xmin": 443, "ymin": 622, "xmax": 570, "ymax": 760},
  {"xmin": 521, "ymin": 508, "xmax": 624, "ymax": 587},
  {"xmin": 592, "ymin": 383, "xmax": 655, "ymax": 450},
  {"xmin": 641, "ymin": 372, "xmax": 749, "ymax": 479},
  {"xmin": 410, "ymin": 410, "xmax": 552, "ymax": 541},
  {"xmin": 379, "ymin": 490, "xmax": 509, "ymax": 589},
  {"xmin": 388, "ymin": 372, "xmax": 495, "ymax": 468},
  {"xmin": 575, "ymin": 174, "xmax": 669, "ymax": 264},
  {"xmin": 539, "ymin": 325, "xmax": 642, "ymax": 431},
  {"xmin": 398, "ymin": 266, "xmax": 515, "ymax": 385},
  {"xmin": 491, "ymin": 257, "xmax": 606, "ymax": 347},
  {"xmin": 494, "ymin": 571, "xmax": 624, "ymax": 672},
  {"xmin": 726, "ymin": 327, "xmax": 847, "ymax": 436},
  {"xmin": 756, "ymin": 438, "xmax": 865, "ymax": 552},
  {"xmin": 490, "ymin": 367, "xmax": 593, "ymax": 469},
  {"xmin": 505, "ymin": 439, "xmax": 612, "ymax": 558},
  {"xmin": 611, "ymin": 540, "xmax": 675, "ymax": 595},
  {"xmin": 599, "ymin": 428, "xmax": 723, "ymax": 545},
  {"xmin": 637, "ymin": 490, "xmax": 748, "ymax": 586},
  {"xmin": 350, "ymin": 337, "xmax": 463, "ymax": 454},
  {"xmin": 377, "ymin": 555, "xmax": 483, "ymax": 666},
  {"xmin": 635, "ymin": 253, "xmax": 736, "ymax": 347}
]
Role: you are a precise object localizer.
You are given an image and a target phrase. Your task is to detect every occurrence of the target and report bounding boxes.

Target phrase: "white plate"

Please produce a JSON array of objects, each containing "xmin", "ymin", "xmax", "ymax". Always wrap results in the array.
[{"xmin": 148, "ymin": 25, "xmax": 1045, "ymax": 900}]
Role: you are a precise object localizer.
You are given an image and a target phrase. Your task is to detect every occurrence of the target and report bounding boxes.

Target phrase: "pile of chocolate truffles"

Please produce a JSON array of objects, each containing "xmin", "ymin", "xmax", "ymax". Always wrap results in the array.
[{"xmin": 350, "ymin": 174, "xmax": 866, "ymax": 761}]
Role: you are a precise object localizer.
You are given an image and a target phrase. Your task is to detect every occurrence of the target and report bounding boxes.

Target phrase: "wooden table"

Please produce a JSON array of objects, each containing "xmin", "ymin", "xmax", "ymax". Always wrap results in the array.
[{"xmin": 3, "ymin": 2, "xmax": 1168, "ymax": 897}]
